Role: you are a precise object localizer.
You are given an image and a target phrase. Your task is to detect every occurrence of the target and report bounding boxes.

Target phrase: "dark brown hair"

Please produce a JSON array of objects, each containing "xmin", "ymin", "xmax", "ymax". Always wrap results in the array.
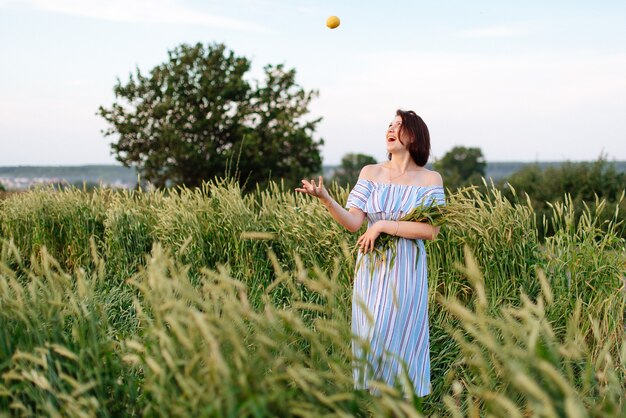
[{"xmin": 389, "ymin": 109, "xmax": 430, "ymax": 167}]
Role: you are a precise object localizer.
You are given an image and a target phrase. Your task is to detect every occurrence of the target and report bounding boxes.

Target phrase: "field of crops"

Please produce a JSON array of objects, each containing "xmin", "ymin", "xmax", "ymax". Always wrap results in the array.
[{"xmin": 1, "ymin": 179, "xmax": 625, "ymax": 417}]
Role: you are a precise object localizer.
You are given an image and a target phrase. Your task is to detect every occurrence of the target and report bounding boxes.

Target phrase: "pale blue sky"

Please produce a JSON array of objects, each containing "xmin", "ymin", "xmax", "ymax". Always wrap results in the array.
[{"xmin": 1, "ymin": 0, "xmax": 625, "ymax": 166}]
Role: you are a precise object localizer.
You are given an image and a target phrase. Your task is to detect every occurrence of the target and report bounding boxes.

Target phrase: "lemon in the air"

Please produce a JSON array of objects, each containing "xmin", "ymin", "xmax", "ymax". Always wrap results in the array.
[{"xmin": 326, "ymin": 16, "xmax": 340, "ymax": 29}]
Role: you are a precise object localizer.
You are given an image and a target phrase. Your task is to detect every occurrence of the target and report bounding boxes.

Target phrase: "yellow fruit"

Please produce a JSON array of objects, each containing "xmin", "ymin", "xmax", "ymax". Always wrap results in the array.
[{"xmin": 326, "ymin": 15, "xmax": 340, "ymax": 29}]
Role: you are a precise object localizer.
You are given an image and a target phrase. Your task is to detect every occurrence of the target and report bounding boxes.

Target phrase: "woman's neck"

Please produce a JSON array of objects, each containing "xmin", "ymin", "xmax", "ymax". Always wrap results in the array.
[{"xmin": 387, "ymin": 153, "xmax": 418, "ymax": 173}]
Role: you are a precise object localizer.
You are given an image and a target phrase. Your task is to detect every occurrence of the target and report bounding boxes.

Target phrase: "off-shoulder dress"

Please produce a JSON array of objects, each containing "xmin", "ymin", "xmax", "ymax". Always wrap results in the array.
[{"xmin": 345, "ymin": 179, "xmax": 446, "ymax": 396}]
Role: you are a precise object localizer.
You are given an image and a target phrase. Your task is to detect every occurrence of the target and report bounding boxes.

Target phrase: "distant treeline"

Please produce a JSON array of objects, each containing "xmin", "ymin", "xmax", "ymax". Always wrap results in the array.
[
  {"xmin": 493, "ymin": 158, "xmax": 626, "ymax": 239},
  {"xmin": 2, "ymin": 161, "xmax": 625, "ymax": 187},
  {"xmin": 0, "ymin": 165, "xmax": 139, "ymax": 185}
]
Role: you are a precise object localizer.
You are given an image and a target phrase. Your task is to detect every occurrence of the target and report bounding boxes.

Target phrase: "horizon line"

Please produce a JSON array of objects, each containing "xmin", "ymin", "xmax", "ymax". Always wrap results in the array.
[{"xmin": 2, "ymin": 159, "xmax": 626, "ymax": 169}]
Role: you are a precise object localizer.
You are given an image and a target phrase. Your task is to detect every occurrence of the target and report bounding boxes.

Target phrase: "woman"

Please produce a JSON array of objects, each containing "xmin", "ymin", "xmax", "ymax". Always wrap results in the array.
[{"xmin": 295, "ymin": 109, "xmax": 445, "ymax": 396}]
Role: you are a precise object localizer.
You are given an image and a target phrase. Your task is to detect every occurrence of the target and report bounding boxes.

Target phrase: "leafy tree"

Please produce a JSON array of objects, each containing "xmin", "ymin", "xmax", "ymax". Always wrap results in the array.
[
  {"xmin": 434, "ymin": 146, "xmax": 486, "ymax": 190},
  {"xmin": 332, "ymin": 153, "xmax": 377, "ymax": 188},
  {"xmin": 98, "ymin": 42, "xmax": 323, "ymax": 190}
]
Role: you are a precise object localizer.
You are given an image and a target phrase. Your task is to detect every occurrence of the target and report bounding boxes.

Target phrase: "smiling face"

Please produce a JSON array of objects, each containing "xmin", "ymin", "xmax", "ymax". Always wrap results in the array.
[
  {"xmin": 386, "ymin": 115, "xmax": 412, "ymax": 153},
  {"xmin": 387, "ymin": 109, "xmax": 431, "ymax": 166}
]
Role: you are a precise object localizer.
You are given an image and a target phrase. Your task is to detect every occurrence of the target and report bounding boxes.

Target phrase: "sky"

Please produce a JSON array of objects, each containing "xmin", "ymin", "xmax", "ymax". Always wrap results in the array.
[{"xmin": 1, "ymin": 0, "xmax": 625, "ymax": 166}]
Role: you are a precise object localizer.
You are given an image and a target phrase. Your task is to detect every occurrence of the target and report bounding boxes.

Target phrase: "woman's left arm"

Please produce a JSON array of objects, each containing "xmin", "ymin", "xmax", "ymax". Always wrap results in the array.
[
  {"xmin": 357, "ymin": 221, "xmax": 439, "ymax": 253},
  {"xmin": 356, "ymin": 171, "xmax": 445, "ymax": 253},
  {"xmin": 380, "ymin": 220, "xmax": 440, "ymax": 240}
]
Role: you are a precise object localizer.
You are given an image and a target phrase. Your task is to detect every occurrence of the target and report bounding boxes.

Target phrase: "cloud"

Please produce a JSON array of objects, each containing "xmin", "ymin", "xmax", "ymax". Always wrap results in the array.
[{"xmin": 0, "ymin": 0, "xmax": 269, "ymax": 32}]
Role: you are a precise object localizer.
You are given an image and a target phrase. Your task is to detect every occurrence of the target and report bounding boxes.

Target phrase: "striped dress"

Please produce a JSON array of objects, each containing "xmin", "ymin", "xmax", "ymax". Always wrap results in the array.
[{"xmin": 345, "ymin": 179, "xmax": 446, "ymax": 396}]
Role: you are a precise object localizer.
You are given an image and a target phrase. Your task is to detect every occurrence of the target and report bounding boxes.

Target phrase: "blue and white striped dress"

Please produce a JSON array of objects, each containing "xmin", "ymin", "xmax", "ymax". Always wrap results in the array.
[{"xmin": 345, "ymin": 179, "xmax": 446, "ymax": 396}]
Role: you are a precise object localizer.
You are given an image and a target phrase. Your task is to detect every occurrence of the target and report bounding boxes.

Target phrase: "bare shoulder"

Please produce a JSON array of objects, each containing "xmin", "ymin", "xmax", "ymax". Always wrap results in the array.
[
  {"xmin": 426, "ymin": 169, "xmax": 444, "ymax": 187},
  {"xmin": 415, "ymin": 168, "xmax": 443, "ymax": 187},
  {"xmin": 358, "ymin": 163, "xmax": 385, "ymax": 181}
]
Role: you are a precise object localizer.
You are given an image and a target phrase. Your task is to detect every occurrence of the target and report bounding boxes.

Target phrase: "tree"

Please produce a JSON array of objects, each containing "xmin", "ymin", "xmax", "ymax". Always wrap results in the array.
[
  {"xmin": 98, "ymin": 42, "xmax": 323, "ymax": 190},
  {"xmin": 434, "ymin": 146, "xmax": 486, "ymax": 189},
  {"xmin": 332, "ymin": 153, "xmax": 377, "ymax": 188}
]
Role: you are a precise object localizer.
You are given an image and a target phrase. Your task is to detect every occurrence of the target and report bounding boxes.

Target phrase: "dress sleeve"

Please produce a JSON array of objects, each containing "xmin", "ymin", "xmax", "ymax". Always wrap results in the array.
[
  {"xmin": 422, "ymin": 187, "xmax": 446, "ymax": 207},
  {"xmin": 345, "ymin": 179, "xmax": 374, "ymax": 212}
]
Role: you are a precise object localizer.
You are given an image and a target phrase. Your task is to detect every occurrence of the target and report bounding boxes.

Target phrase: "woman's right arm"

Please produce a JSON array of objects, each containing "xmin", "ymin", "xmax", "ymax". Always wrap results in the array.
[
  {"xmin": 295, "ymin": 176, "xmax": 366, "ymax": 233},
  {"xmin": 321, "ymin": 198, "xmax": 366, "ymax": 233}
]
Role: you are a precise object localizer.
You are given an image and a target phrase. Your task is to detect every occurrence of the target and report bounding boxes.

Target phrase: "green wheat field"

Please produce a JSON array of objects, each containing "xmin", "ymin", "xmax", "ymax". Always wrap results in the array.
[{"xmin": 0, "ymin": 179, "xmax": 625, "ymax": 417}]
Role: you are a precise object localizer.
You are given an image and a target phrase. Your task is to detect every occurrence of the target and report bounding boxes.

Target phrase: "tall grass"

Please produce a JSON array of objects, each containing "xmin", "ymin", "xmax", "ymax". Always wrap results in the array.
[
  {"xmin": 442, "ymin": 248, "xmax": 626, "ymax": 417},
  {"xmin": 0, "ymin": 186, "xmax": 107, "ymax": 270},
  {"xmin": 0, "ymin": 240, "xmax": 140, "ymax": 416},
  {"xmin": 1, "ymin": 179, "xmax": 625, "ymax": 416}
]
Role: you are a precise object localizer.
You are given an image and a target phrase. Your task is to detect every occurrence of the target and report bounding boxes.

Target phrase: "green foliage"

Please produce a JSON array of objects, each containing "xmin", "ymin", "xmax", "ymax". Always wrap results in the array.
[
  {"xmin": 124, "ymin": 245, "xmax": 362, "ymax": 417},
  {"xmin": 331, "ymin": 153, "xmax": 377, "ymax": 188},
  {"xmin": 443, "ymin": 248, "xmax": 626, "ymax": 417},
  {"xmin": 1, "ymin": 181, "xmax": 625, "ymax": 416},
  {"xmin": 0, "ymin": 241, "xmax": 140, "ymax": 416},
  {"xmin": 500, "ymin": 156, "xmax": 626, "ymax": 238},
  {"xmin": 98, "ymin": 42, "xmax": 323, "ymax": 191},
  {"xmin": 434, "ymin": 146, "xmax": 486, "ymax": 190},
  {"xmin": 0, "ymin": 186, "xmax": 107, "ymax": 270}
]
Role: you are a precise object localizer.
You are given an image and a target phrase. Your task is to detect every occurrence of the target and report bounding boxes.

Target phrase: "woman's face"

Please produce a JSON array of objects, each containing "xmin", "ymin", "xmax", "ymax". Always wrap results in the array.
[{"xmin": 386, "ymin": 115, "xmax": 411, "ymax": 152}]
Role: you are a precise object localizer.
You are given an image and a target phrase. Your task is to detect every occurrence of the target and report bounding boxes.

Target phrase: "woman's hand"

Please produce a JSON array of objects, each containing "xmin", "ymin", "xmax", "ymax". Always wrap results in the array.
[
  {"xmin": 357, "ymin": 223, "xmax": 382, "ymax": 253},
  {"xmin": 296, "ymin": 175, "xmax": 367, "ymax": 233},
  {"xmin": 295, "ymin": 176, "xmax": 331, "ymax": 205}
]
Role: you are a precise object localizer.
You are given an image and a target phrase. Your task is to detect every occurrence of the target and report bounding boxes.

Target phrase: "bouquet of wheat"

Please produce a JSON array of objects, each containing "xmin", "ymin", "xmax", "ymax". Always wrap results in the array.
[
  {"xmin": 357, "ymin": 202, "xmax": 450, "ymax": 271},
  {"xmin": 375, "ymin": 202, "xmax": 448, "ymax": 251}
]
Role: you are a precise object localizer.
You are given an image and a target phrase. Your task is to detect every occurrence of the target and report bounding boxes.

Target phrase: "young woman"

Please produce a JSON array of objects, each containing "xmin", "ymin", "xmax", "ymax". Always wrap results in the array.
[{"xmin": 296, "ymin": 109, "xmax": 445, "ymax": 396}]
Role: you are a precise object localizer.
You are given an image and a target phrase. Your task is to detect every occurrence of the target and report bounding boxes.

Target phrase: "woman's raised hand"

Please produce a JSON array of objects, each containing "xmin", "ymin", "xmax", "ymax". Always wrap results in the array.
[{"xmin": 295, "ymin": 176, "xmax": 331, "ymax": 204}]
